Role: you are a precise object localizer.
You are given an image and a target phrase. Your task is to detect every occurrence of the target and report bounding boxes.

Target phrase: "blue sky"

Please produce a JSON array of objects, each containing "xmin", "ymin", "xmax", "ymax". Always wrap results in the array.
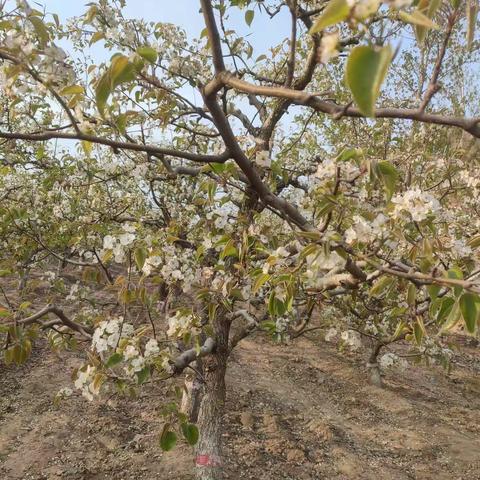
[
  {"xmin": 40, "ymin": 1, "xmax": 205, "ymax": 35},
  {"xmin": 33, "ymin": 0, "xmax": 293, "ymax": 129},
  {"xmin": 36, "ymin": 0, "xmax": 291, "ymax": 57}
]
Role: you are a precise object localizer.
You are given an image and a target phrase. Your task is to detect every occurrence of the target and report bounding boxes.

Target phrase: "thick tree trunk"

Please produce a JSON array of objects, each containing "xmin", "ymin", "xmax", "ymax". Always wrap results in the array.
[{"xmin": 194, "ymin": 316, "xmax": 230, "ymax": 480}]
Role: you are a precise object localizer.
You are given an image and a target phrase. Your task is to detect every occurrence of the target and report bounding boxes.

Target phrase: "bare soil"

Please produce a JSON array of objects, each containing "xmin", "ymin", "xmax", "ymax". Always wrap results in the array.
[{"xmin": 2, "ymin": 274, "xmax": 480, "ymax": 479}]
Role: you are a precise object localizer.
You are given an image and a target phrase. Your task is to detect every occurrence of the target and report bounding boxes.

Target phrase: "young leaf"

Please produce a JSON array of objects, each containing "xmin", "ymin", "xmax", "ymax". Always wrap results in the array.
[
  {"xmin": 134, "ymin": 247, "xmax": 148, "ymax": 270},
  {"xmin": 181, "ymin": 423, "xmax": 199, "ymax": 446},
  {"xmin": 137, "ymin": 365, "xmax": 150, "ymax": 385},
  {"xmin": 413, "ymin": 318, "xmax": 424, "ymax": 345},
  {"xmin": 376, "ymin": 161, "xmax": 399, "ymax": 199},
  {"xmin": 253, "ymin": 273, "xmax": 270, "ymax": 293},
  {"xmin": 459, "ymin": 292, "xmax": 478, "ymax": 334},
  {"xmin": 369, "ymin": 276, "xmax": 394, "ymax": 297},
  {"xmin": 95, "ymin": 72, "xmax": 111, "ymax": 116},
  {"xmin": 137, "ymin": 46, "xmax": 158, "ymax": 64},
  {"xmin": 245, "ymin": 9, "xmax": 254, "ymax": 26},
  {"xmin": 407, "ymin": 284, "xmax": 417, "ymax": 306},
  {"xmin": 345, "ymin": 45, "xmax": 393, "ymax": 117},
  {"xmin": 110, "ymin": 55, "xmax": 135, "ymax": 87},
  {"xmin": 160, "ymin": 426, "xmax": 177, "ymax": 451},
  {"xmin": 90, "ymin": 31, "xmax": 105, "ymax": 45},
  {"xmin": 60, "ymin": 85, "xmax": 85, "ymax": 95},
  {"xmin": 415, "ymin": 0, "xmax": 442, "ymax": 43},
  {"xmin": 399, "ymin": 9, "xmax": 439, "ymax": 29},
  {"xmin": 309, "ymin": 0, "xmax": 350, "ymax": 34},
  {"xmin": 105, "ymin": 352, "xmax": 123, "ymax": 368},
  {"xmin": 29, "ymin": 16, "xmax": 50, "ymax": 47}
]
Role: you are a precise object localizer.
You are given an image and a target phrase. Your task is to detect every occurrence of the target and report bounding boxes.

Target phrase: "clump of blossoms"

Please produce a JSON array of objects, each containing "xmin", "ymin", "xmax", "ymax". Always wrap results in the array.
[
  {"xmin": 167, "ymin": 310, "xmax": 201, "ymax": 338},
  {"xmin": 142, "ymin": 254, "xmax": 162, "ymax": 276},
  {"xmin": 379, "ymin": 352, "xmax": 408, "ymax": 370},
  {"xmin": 340, "ymin": 330, "xmax": 363, "ymax": 351},
  {"xmin": 91, "ymin": 317, "xmax": 134, "ymax": 353},
  {"xmin": 74, "ymin": 365, "xmax": 100, "ymax": 401},
  {"xmin": 324, "ymin": 327, "xmax": 363, "ymax": 351},
  {"xmin": 344, "ymin": 213, "xmax": 388, "ymax": 245},
  {"xmin": 80, "ymin": 324, "xmax": 174, "ymax": 397},
  {"xmin": 390, "ymin": 188, "xmax": 441, "ymax": 222},
  {"xmin": 102, "ymin": 224, "xmax": 137, "ymax": 263},
  {"xmin": 303, "ymin": 250, "xmax": 347, "ymax": 290},
  {"xmin": 319, "ymin": 32, "xmax": 339, "ymax": 64}
]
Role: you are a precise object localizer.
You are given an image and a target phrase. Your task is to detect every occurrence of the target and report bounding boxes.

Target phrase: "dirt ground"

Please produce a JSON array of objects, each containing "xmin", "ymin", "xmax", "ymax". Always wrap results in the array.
[{"xmin": 2, "ymin": 275, "xmax": 480, "ymax": 479}]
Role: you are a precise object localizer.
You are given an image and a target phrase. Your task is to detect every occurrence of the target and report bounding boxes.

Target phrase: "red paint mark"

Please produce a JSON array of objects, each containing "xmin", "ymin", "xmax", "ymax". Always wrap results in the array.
[{"xmin": 195, "ymin": 454, "xmax": 221, "ymax": 467}]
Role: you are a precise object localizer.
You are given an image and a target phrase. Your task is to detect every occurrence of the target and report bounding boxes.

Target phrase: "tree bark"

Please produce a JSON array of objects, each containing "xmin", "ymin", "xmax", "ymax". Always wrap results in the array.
[
  {"xmin": 194, "ymin": 315, "xmax": 230, "ymax": 480},
  {"xmin": 180, "ymin": 362, "xmax": 203, "ymax": 423},
  {"xmin": 367, "ymin": 341, "xmax": 383, "ymax": 388}
]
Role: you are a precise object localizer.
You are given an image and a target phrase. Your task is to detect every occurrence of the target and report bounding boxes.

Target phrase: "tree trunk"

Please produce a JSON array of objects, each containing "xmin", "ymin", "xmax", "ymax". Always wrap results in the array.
[
  {"xmin": 194, "ymin": 316, "xmax": 230, "ymax": 480},
  {"xmin": 367, "ymin": 341, "xmax": 383, "ymax": 388},
  {"xmin": 17, "ymin": 266, "xmax": 30, "ymax": 292}
]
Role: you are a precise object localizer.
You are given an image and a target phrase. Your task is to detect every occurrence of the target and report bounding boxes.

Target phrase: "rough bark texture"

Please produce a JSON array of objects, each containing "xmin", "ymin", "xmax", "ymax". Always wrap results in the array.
[
  {"xmin": 180, "ymin": 363, "xmax": 203, "ymax": 423},
  {"xmin": 194, "ymin": 315, "xmax": 230, "ymax": 480}
]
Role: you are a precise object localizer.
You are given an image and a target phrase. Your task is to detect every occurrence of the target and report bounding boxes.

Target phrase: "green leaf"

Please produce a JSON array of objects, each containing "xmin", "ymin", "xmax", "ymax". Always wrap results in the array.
[
  {"xmin": 345, "ymin": 45, "xmax": 392, "ymax": 117},
  {"xmin": 427, "ymin": 284, "xmax": 441, "ymax": 301},
  {"xmin": 459, "ymin": 293, "xmax": 478, "ymax": 334},
  {"xmin": 440, "ymin": 301, "xmax": 461, "ymax": 333},
  {"xmin": 160, "ymin": 426, "xmax": 177, "ymax": 451},
  {"xmin": 413, "ymin": 317, "xmax": 424, "ymax": 345},
  {"xmin": 181, "ymin": 423, "xmax": 199, "ymax": 446},
  {"xmin": 268, "ymin": 291, "xmax": 287, "ymax": 317},
  {"xmin": 253, "ymin": 273, "xmax": 270, "ymax": 293},
  {"xmin": 245, "ymin": 9, "xmax": 254, "ymax": 26},
  {"xmin": 415, "ymin": 0, "xmax": 442, "ymax": 43},
  {"xmin": 447, "ymin": 267, "xmax": 463, "ymax": 297},
  {"xmin": 60, "ymin": 85, "xmax": 85, "ymax": 95},
  {"xmin": 436, "ymin": 296, "xmax": 455, "ymax": 323},
  {"xmin": 407, "ymin": 284, "xmax": 416, "ymax": 306},
  {"xmin": 399, "ymin": 9, "xmax": 439, "ymax": 29},
  {"xmin": 134, "ymin": 247, "xmax": 148, "ymax": 270},
  {"xmin": 95, "ymin": 71, "xmax": 111, "ymax": 116},
  {"xmin": 309, "ymin": 0, "xmax": 350, "ymax": 34},
  {"xmin": 137, "ymin": 46, "xmax": 158, "ymax": 64},
  {"xmin": 220, "ymin": 239, "xmax": 238, "ymax": 260},
  {"xmin": 136, "ymin": 365, "xmax": 150, "ymax": 385},
  {"xmin": 90, "ymin": 31, "xmax": 105, "ymax": 45},
  {"xmin": 375, "ymin": 161, "xmax": 399, "ymax": 199},
  {"xmin": 369, "ymin": 276, "xmax": 394, "ymax": 297},
  {"xmin": 336, "ymin": 147, "xmax": 362, "ymax": 162},
  {"xmin": 29, "ymin": 16, "xmax": 49, "ymax": 47},
  {"xmin": 110, "ymin": 55, "xmax": 136, "ymax": 87},
  {"xmin": 105, "ymin": 353, "xmax": 123, "ymax": 368}
]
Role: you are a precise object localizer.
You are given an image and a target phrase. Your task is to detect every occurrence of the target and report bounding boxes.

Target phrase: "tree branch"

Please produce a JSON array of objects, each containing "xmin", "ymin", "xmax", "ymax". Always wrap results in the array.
[
  {"xmin": 172, "ymin": 337, "xmax": 216, "ymax": 374},
  {"xmin": 0, "ymin": 130, "xmax": 231, "ymax": 163}
]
